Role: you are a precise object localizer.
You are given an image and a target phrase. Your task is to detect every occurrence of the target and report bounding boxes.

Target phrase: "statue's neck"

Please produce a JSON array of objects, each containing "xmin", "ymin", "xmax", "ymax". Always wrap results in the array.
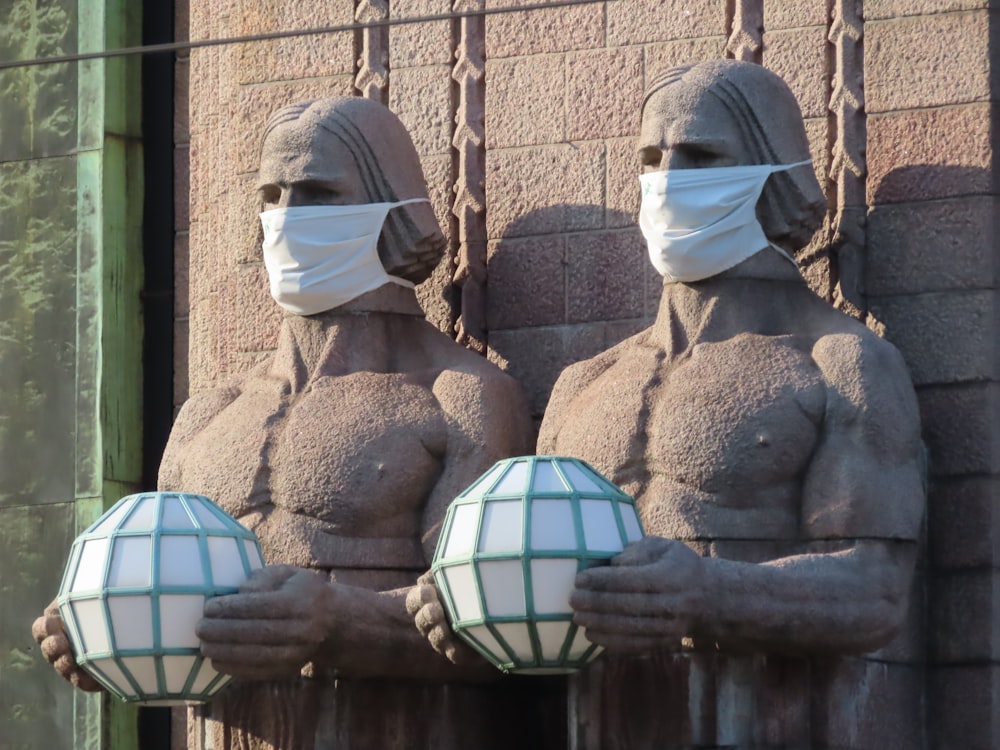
[
  {"xmin": 650, "ymin": 247, "xmax": 807, "ymax": 356},
  {"xmin": 269, "ymin": 284, "xmax": 425, "ymax": 392}
]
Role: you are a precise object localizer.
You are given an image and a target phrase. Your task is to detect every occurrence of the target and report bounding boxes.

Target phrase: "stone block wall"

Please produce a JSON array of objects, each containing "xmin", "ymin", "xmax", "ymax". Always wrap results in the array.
[{"xmin": 177, "ymin": 0, "xmax": 998, "ymax": 746}]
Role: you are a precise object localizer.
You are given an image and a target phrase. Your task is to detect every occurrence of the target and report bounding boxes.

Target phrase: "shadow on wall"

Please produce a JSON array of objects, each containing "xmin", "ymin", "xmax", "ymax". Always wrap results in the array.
[{"xmin": 485, "ymin": 204, "xmax": 656, "ymax": 424}]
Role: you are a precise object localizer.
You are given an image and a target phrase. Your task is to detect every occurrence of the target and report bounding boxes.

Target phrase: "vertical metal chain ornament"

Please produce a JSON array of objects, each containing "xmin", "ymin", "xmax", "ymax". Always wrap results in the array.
[
  {"xmin": 355, "ymin": 0, "xmax": 390, "ymax": 103},
  {"xmin": 828, "ymin": 0, "xmax": 867, "ymax": 318},
  {"xmin": 725, "ymin": 0, "xmax": 763, "ymax": 63},
  {"xmin": 451, "ymin": 0, "xmax": 487, "ymax": 353}
]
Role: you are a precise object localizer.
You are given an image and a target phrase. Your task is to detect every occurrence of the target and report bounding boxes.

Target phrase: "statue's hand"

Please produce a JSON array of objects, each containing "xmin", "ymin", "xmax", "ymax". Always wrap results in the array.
[
  {"xmin": 570, "ymin": 536, "xmax": 706, "ymax": 653},
  {"xmin": 196, "ymin": 565, "xmax": 334, "ymax": 680},
  {"xmin": 405, "ymin": 572, "xmax": 482, "ymax": 666},
  {"xmin": 31, "ymin": 599, "xmax": 103, "ymax": 692}
]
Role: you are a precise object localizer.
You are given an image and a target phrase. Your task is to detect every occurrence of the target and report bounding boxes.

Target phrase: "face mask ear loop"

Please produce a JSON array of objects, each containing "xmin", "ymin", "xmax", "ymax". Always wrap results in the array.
[{"xmin": 768, "ymin": 242, "xmax": 800, "ymax": 271}]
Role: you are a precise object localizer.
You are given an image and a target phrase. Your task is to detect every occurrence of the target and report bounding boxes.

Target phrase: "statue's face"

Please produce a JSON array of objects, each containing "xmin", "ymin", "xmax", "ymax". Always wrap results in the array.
[
  {"xmin": 638, "ymin": 85, "xmax": 751, "ymax": 173},
  {"xmin": 257, "ymin": 120, "xmax": 369, "ymax": 209}
]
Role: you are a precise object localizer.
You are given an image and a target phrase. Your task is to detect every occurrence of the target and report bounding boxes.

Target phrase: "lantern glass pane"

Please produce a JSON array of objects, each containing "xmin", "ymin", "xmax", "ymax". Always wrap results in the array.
[
  {"xmin": 493, "ymin": 622, "xmax": 533, "ymax": 661},
  {"xmin": 531, "ymin": 461, "xmax": 568, "ymax": 492},
  {"xmin": 566, "ymin": 626, "xmax": 594, "ymax": 660},
  {"xmin": 121, "ymin": 496, "xmax": 158, "ymax": 530},
  {"xmin": 529, "ymin": 558, "xmax": 578, "ymax": 614},
  {"xmin": 108, "ymin": 596, "xmax": 154, "ymax": 650},
  {"xmin": 93, "ymin": 500, "xmax": 133, "ymax": 534},
  {"xmin": 161, "ymin": 497, "xmax": 195, "ymax": 529},
  {"xmin": 121, "ymin": 656, "xmax": 159, "ymax": 693},
  {"xmin": 462, "ymin": 625, "xmax": 508, "ymax": 663},
  {"xmin": 72, "ymin": 538, "xmax": 110, "ymax": 593},
  {"xmin": 560, "ymin": 462, "xmax": 602, "ymax": 494},
  {"xmin": 478, "ymin": 500, "xmax": 523, "ymax": 553},
  {"xmin": 159, "ymin": 595, "xmax": 206, "ymax": 648},
  {"xmin": 159, "ymin": 536, "xmax": 204, "ymax": 586},
  {"xmin": 208, "ymin": 536, "xmax": 246, "ymax": 587},
  {"xmin": 107, "ymin": 536, "xmax": 152, "ymax": 588},
  {"xmin": 621, "ymin": 503, "xmax": 643, "ymax": 543},
  {"xmin": 441, "ymin": 564, "xmax": 482, "ymax": 622},
  {"xmin": 530, "ymin": 499, "xmax": 576, "ymax": 551},
  {"xmin": 73, "ymin": 599, "xmax": 111, "ymax": 654},
  {"xmin": 492, "ymin": 460, "xmax": 529, "ymax": 496},
  {"xmin": 467, "ymin": 462, "xmax": 506, "ymax": 498},
  {"xmin": 443, "ymin": 503, "xmax": 479, "ymax": 559},
  {"xmin": 479, "ymin": 560, "xmax": 526, "ymax": 616},
  {"xmin": 163, "ymin": 655, "xmax": 198, "ymax": 693},
  {"xmin": 243, "ymin": 539, "xmax": 264, "ymax": 570},
  {"xmin": 190, "ymin": 499, "xmax": 228, "ymax": 530},
  {"xmin": 580, "ymin": 499, "xmax": 623, "ymax": 552},
  {"xmin": 189, "ymin": 660, "xmax": 221, "ymax": 694},
  {"xmin": 535, "ymin": 621, "xmax": 571, "ymax": 661},
  {"xmin": 86, "ymin": 658, "xmax": 133, "ymax": 696}
]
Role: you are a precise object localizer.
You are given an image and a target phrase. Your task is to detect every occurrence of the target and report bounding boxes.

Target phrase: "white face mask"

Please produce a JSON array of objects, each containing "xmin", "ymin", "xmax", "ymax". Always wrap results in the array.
[
  {"xmin": 260, "ymin": 198, "xmax": 429, "ymax": 316},
  {"xmin": 638, "ymin": 160, "xmax": 811, "ymax": 282}
]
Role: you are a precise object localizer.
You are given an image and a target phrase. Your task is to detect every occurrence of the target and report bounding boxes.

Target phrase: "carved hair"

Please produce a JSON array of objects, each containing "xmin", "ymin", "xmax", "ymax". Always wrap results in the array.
[
  {"xmin": 261, "ymin": 97, "xmax": 447, "ymax": 284},
  {"xmin": 643, "ymin": 60, "xmax": 826, "ymax": 253}
]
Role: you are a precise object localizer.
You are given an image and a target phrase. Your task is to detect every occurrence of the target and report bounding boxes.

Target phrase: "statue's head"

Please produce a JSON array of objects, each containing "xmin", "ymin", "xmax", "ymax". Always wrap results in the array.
[
  {"xmin": 639, "ymin": 60, "xmax": 825, "ymax": 253},
  {"xmin": 258, "ymin": 97, "xmax": 446, "ymax": 284}
]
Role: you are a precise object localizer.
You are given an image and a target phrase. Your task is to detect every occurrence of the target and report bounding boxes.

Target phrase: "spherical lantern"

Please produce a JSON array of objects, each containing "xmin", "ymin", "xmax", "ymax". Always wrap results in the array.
[
  {"xmin": 431, "ymin": 456, "xmax": 644, "ymax": 674},
  {"xmin": 57, "ymin": 492, "xmax": 265, "ymax": 705}
]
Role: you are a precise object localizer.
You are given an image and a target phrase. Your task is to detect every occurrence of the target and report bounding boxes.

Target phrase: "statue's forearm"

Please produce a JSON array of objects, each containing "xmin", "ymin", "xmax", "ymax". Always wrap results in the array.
[{"xmin": 694, "ymin": 541, "xmax": 916, "ymax": 654}]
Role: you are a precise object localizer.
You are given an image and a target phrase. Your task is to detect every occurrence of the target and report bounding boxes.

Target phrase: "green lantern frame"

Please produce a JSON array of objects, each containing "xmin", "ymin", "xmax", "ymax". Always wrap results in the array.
[
  {"xmin": 57, "ymin": 492, "xmax": 265, "ymax": 705},
  {"xmin": 431, "ymin": 456, "xmax": 644, "ymax": 674}
]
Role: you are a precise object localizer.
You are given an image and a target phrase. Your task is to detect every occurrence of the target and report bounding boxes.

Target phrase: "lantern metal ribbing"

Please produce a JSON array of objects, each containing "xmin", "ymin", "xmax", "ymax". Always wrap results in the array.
[
  {"xmin": 57, "ymin": 492, "xmax": 265, "ymax": 705},
  {"xmin": 432, "ymin": 456, "xmax": 644, "ymax": 674}
]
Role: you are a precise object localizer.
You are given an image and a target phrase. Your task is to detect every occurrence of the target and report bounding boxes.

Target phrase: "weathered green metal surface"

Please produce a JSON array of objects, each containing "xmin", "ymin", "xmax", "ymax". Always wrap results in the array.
[{"xmin": 0, "ymin": 0, "xmax": 144, "ymax": 744}]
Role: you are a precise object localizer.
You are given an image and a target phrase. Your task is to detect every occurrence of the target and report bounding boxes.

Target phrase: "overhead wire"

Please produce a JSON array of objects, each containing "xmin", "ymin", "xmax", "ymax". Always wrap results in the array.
[{"xmin": 0, "ymin": 0, "xmax": 613, "ymax": 71}]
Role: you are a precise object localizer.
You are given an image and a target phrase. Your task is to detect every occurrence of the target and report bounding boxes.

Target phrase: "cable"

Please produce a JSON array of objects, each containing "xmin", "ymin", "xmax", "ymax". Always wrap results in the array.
[{"xmin": 0, "ymin": 0, "xmax": 613, "ymax": 71}]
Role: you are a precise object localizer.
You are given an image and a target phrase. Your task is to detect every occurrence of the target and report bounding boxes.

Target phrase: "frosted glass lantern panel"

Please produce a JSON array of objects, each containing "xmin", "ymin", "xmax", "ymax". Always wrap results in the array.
[
  {"xmin": 159, "ymin": 595, "xmax": 206, "ymax": 648},
  {"xmin": 189, "ymin": 660, "xmax": 222, "ymax": 694},
  {"xmin": 468, "ymin": 462, "xmax": 506, "ymax": 497},
  {"xmin": 243, "ymin": 539, "xmax": 265, "ymax": 570},
  {"xmin": 208, "ymin": 536, "xmax": 245, "ymax": 587},
  {"xmin": 93, "ymin": 502, "xmax": 133, "ymax": 534},
  {"xmin": 530, "ymin": 558, "xmax": 579, "ymax": 614},
  {"xmin": 121, "ymin": 656, "xmax": 159, "ymax": 693},
  {"xmin": 107, "ymin": 536, "xmax": 151, "ymax": 588},
  {"xmin": 621, "ymin": 504, "xmax": 643, "ymax": 542},
  {"xmin": 463, "ymin": 625, "xmax": 508, "ymax": 661},
  {"xmin": 478, "ymin": 500, "xmax": 523, "ymax": 553},
  {"xmin": 109, "ymin": 596, "xmax": 154, "ymax": 650},
  {"xmin": 159, "ymin": 537, "xmax": 204, "ymax": 586},
  {"xmin": 163, "ymin": 655, "xmax": 198, "ymax": 693},
  {"xmin": 531, "ymin": 461, "xmax": 568, "ymax": 492},
  {"xmin": 190, "ymin": 499, "xmax": 228, "ymax": 529},
  {"xmin": 479, "ymin": 560, "xmax": 526, "ymax": 617},
  {"xmin": 580, "ymin": 499, "xmax": 623, "ymax": 552},
  {"xmin": 121, "ymin": 496, "xmax": 158, "ymax": 529},
  {"xmin": 492, "ymin": 461, "xmax": 529, "ymax": 495},
  {"xmin": 443, "ymin": 503, "xmax": 479, "ymax": 559},
  {"xmin": 561, "ymin": 462, "xmax": 602, "ymax": 493},
  {"xmin": 88, "ymin": 658, "xmax": 133, "ymax": 695},
  {"xmin": 567, "ymin": 627, "xmax": 596, "ymax": 660},
  {"xmin": 161, "ymin": 497, "xmax": 195, "ymax": 529},
  {"xmin": 441, "ymin": 564, "xmax": 482, "ymax": 622},
  {"xmin": 536, "ymin": 621, "xmax": 572, "ymax": 661},
  {"xmin": 530, "ymin": 499, "xmax": 576, "ymax": 550},
  {"xmin": 72, "ymin": 538, "xmax": 109, "ymax": 593},
  {"xmin": 72, "ymin": 599, "xmax": 110, "ymax": 653},
  {"xmin": 493, "ymin": 622, "xmax": 534, "ymax": 661}
]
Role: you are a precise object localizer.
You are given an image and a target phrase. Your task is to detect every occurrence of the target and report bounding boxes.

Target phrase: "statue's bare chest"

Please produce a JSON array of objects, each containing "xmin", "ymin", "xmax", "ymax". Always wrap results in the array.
[{"xmin": 176, "ymin": 373, "xmax": 446, "ymax": 535}]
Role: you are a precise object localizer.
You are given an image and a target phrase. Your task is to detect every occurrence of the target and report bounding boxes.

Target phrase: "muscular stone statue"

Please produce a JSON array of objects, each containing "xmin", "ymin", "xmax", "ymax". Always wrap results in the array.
[
  {"xmin": 34, "ymin": 97, "xmax": 542, "ymax": 750},
  {"xmin": 414, "ymin": 60, "xmax": 925, "ymax": 747}
]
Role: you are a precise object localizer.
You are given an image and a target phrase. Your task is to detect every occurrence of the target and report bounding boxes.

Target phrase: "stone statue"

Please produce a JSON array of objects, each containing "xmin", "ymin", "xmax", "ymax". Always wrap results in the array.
[
  {"xmin": 34, "ymin": 97, "xmax": 549, "ymax": 750},
  {"xmin": 414, "ymin": 60, "xmax": 925, "ymax": 747}
]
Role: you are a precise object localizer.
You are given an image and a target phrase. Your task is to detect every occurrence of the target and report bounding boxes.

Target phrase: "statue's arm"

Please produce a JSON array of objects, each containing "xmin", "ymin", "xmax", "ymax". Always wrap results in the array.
[
  {"xmin": 572, "ymin": 332, "xmax": 925, "ymax": 655},
  {"xmin": 157, "ymin": 386, "xmax": 241, "ymax": 489}
]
